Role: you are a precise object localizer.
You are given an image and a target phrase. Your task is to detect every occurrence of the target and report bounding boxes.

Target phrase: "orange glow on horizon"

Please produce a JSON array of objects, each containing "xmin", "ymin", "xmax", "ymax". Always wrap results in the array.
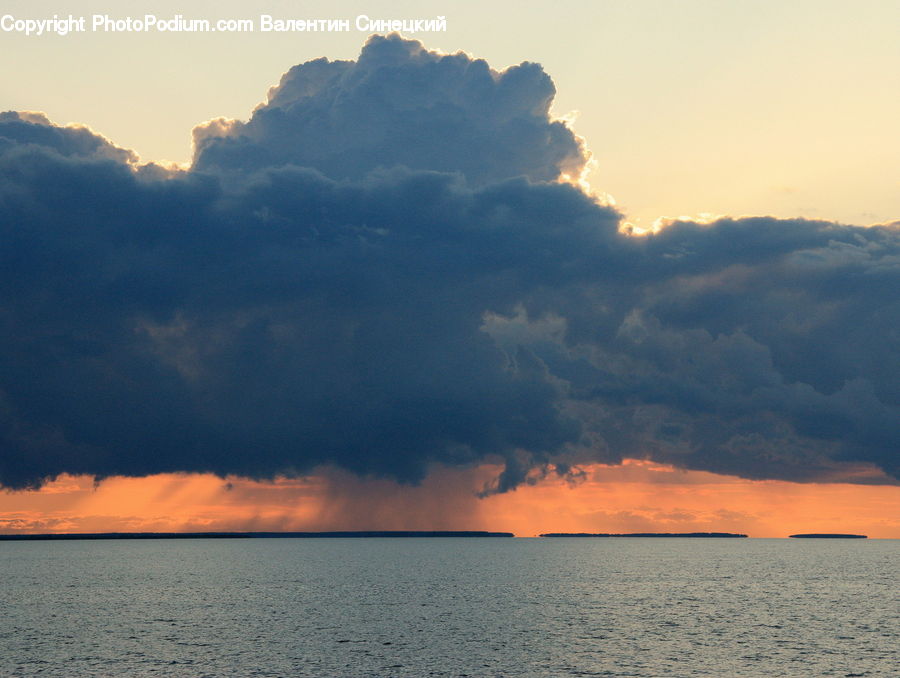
[{"xmin": 1, "ymin": 461, "xmax": 897, "ymax": 538}]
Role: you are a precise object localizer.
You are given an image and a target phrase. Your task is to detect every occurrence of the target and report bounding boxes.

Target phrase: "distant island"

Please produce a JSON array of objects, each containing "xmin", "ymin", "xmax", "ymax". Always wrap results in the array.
[
  {"xmin": 539, "ymin": 532, "xmax": 748, "ymax": 538},
  {"xmin": 0, "ymin": 531, "xmax": 515, "ymax": 541},
  {"xmin": 789, "ymin": 533, "xmax": 867, "ymax": 539}
]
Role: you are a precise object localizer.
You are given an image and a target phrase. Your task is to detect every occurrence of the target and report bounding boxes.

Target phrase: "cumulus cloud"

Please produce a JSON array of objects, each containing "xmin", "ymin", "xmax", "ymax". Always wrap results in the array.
[
  {"xmin": 0, "ymin": 111, "xmax": 137, "ymax": 163},
  {"xmin": 0, "ymin": 35, "xmax": 897, "ymax": 491},
  {"xmin": 192, "ymin": 34, "xmax": 587, "ymax": 186}
]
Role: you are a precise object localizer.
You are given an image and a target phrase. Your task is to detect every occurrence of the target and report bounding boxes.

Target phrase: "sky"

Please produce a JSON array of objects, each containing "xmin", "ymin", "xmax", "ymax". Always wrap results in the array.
[
  {"xmin": 5, "ymin": 0, "xmax": 898, "ymax": 228},
  {"xmin": 1, "ymin": 1, "xmax": 898, "ymax": 536}
]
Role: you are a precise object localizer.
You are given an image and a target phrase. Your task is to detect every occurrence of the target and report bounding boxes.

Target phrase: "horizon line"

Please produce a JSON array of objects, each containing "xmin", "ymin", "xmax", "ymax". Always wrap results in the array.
[{"xmin": 0, "ymin": 531, "xmax": 882, "ymax": 540}]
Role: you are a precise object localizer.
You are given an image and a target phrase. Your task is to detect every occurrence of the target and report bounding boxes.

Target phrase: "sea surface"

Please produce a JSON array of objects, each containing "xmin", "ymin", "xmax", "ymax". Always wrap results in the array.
[{"xmin": 1, "ymin": 538, "xmax": 897, "ymax": 677}]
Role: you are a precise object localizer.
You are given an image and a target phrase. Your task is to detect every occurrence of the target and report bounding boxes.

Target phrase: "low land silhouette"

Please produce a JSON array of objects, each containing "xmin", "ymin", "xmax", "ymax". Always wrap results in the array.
[
  {"xmin": 789, "ymin": 533, "xmax": 867, "ymax": 539},
  {"xmin": 0, "ymin": 531, "xmax": 515, "ymax": 540},
  {"xmin": 539, "ymin": 532, "xmax": 748, "ymax": 538}
]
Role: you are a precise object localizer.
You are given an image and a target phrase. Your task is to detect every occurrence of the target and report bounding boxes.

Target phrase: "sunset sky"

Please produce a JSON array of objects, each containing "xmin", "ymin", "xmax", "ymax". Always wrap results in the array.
[
  {"xmin": 2, "ymin": 463, "xmax": 899, "ymax": 537},
  {"xmin": 6, "ymin": 0, "xmax": 899, "ymax": 228},
  {"xmin": 1, "ymin": 1, "xmax": 898, "ymax": 537}
]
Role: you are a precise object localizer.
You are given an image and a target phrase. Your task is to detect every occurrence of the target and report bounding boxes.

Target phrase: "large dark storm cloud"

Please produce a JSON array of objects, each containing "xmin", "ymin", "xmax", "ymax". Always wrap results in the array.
[{"xmin": 1, "ymin": 35, "xmax": 897, "ymax": 490}]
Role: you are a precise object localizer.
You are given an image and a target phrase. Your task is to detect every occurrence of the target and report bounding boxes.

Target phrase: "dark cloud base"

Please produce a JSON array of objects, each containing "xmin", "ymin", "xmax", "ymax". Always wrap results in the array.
[{"xmin": 1, "ymin": 35, "xmax": 897, "ymax": 491}]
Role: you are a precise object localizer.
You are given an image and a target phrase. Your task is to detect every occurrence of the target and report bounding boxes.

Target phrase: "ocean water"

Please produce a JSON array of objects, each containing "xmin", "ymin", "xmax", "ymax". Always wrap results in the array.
[{"xmin": 1, "ymin": 538, "xmax": 896, "ymax": 677}]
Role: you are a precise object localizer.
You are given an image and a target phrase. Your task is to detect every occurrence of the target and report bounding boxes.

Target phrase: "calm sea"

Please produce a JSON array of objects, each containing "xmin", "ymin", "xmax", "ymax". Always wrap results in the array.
[{"xmin": 1, "ymin": 538, "xmax": 896, "ymax": 677}]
